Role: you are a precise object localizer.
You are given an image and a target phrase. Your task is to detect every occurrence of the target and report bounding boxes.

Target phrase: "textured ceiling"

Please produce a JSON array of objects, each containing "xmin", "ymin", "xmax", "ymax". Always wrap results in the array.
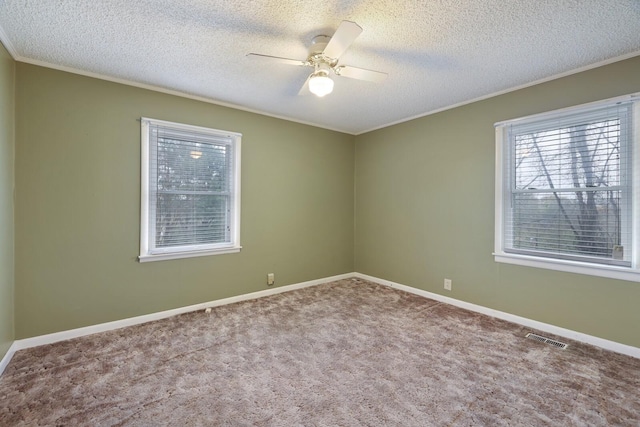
[{"xmin": 1, "ymin": 1, "xmax": 639, "ymax": 134}]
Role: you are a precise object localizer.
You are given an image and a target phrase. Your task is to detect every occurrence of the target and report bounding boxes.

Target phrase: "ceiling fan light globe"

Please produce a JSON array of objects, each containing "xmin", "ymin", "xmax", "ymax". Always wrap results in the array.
[{"xmin": 309, "ymin": 74, "xmax": 334, "ymax": 97}]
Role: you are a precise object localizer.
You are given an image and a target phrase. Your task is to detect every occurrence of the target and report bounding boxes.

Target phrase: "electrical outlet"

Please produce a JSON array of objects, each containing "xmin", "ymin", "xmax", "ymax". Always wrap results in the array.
[
  {"xmin": 267, "ymin": 273, "xmax": 275, "ymax": 286},
  {"xmin": 444, "ymin": 278, "xmax": 452, "ymax": 291}
]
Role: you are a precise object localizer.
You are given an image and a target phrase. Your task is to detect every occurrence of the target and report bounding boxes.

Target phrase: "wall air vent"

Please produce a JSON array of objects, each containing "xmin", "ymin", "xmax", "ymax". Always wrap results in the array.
[{"xmin": 526, "ymin": 333, "xmax": 568, "ymax": 349}]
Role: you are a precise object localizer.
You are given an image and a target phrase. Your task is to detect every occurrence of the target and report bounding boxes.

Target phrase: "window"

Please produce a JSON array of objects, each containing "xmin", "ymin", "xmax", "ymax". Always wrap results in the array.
[
  {"xmin": 139, "ymin": 118, "xmax": 241, "ymax": 262},
  {"xmin": 495, "ymin": 94, "xmax": 640, "ymax": 281}
]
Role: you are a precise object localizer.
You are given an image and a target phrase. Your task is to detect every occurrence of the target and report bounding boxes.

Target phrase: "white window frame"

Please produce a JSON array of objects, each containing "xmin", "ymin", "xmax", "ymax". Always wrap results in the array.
[
  {"xmin": 494, "ymin": 93, "xmax": 640, "ymax": 282},
  {"xmin": 139, "ymin": 117, "xmax": 241, "ymax": 262}
]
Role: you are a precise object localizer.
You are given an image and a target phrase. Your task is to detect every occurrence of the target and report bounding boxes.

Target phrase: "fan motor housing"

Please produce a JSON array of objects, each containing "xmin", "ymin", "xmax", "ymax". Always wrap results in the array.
[{"xmin": 309, "ymin": 35, "xmax": 337, "ymax": 66}]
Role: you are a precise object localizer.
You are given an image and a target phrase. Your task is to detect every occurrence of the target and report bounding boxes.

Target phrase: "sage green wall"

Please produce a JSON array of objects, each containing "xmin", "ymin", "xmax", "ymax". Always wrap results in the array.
[
  {"xmin": 12, "ymin": 55, "xmax": 640, "ymax": 349},
  {"xmin": 355, "ymin": 56, "xmax": 640, "ymax": 348},
  {"xmin": 0, "ymin": 43, "xmax": 15, "ymax": 359},
  {"xmin": 15, "ymin": 63, "xmax": 354, "ymax": 338}
]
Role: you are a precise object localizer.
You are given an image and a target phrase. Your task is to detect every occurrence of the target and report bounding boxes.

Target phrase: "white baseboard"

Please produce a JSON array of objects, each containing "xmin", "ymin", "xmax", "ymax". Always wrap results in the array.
[
  {"xmin": 0, "ymin": 341, "xmax": 18, "ymax": 376},
  {"xmin": 11, "ymin": 272, "xmax": 355, "ymax": 353},
  {"xmin": 354, "ymin": 272, "xmax": 640, "ymax": 359},
  {"xmin": 6, "ymin": 271, "xmax": 639, "ymax": 373}
]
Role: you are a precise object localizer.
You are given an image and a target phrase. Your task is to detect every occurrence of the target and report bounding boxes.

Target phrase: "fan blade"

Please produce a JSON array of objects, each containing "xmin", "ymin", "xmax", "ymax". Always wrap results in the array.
[
  {"xmin": 298, "ymin": 75, "xmax": 311, "ymax": 95},
  {"xmin": 246, "ymin": 53, "xmax": 307, "ymax": 67},
  {"xmin": 323, "ymin": 21, "xmax": 363, "ymax": 59},
  {"xmin": 335, "ymin": 65, "xmax": 387, "ymax": 83}
]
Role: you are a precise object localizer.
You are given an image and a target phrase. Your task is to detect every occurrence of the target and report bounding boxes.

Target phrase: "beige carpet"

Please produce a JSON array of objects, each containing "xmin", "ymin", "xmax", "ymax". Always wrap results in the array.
[{"xmin": 1, "ymin": 278, "xmax": 639, "ymax": 426}]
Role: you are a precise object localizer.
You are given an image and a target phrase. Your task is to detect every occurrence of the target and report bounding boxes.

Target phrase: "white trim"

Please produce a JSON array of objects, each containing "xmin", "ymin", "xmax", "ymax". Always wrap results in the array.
[
  {"xmin": 232, "ymin": 131, "xmax": 242, "ymax": 251},
  {"xmin": 353, "ymin": 272, "xmax": 640, "ymax": 359},
  {"xmin": 10, "ymin": 273, "xmax": 355, "ymax": 352},
  {"xmin": 9, "ymin": 56, "xmax": 349, "ymax": 135},
  {"xmin": 633, "ymin": 102, "xmax": 640, "ymax": 269},
  {"xmin": 494, "ymin": 253, "xmax": 640, "ymax": 282},
  {"xmin": 493, "ymin": 92, "xmax": 640, "ymax": 127},
  {"xmin": 139, "ymin": 117, "xmax": 242, "ymax": 262},
  {"xmin": 357, "ymin": 51, "xmax": 640, "ymax": 135},
  {"xmin": 0, "ymin": 342, "xmax": 18, "ymax": 377},
  {"xmin": 494, "ymin": 95, "xmax": 640, "ymax": 281},
  {"xmin": 139, "ymin": 117, "xmax": 242, "ymax": 139},
  {"xmin": 494, "ymin": 126, "xmax": 506, "ymax": 255},
  {"xmin": 0, "ymin": 24, "xmax": 19, "ymax": 58},
  {"xmin": 139, "ymin": 120, "xmax": 150, "ymax": 258},
  {"xmin": 5, "ymin": 271, "xmax": 639, "ymax": 376},
  {"xmin": 2, "ymin": 14, "xmax": 637, "ymax": 137},
  {"xmin": 138, "ymin": 247, "xmax": 242, "ymax": 262}
]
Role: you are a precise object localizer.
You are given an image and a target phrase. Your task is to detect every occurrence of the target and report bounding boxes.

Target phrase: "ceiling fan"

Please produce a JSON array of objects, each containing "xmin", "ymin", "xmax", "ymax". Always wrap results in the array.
[{"xmin": 247, "ymin": 21, "xmax": 387, "ymax": 97}]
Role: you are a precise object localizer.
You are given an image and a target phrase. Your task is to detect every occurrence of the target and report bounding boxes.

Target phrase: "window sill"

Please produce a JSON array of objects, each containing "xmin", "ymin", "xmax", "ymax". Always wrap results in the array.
[
  {"xmin": 494, "ymin": 252, "xmax": 640, "ymax": 283},
  {"xmin": 139, "ymin": 247, "xmax": 242, "ymax": 263}
]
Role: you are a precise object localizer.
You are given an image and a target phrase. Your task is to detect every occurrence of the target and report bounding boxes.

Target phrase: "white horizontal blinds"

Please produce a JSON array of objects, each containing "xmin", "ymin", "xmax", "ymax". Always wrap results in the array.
[
  {"xmin": 504, "ymin": 103, "xmax": 632, "ymax": 266},
  {"xmin": 148, "ymin": 124, "xmax": 234, "ymax": 252}
]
